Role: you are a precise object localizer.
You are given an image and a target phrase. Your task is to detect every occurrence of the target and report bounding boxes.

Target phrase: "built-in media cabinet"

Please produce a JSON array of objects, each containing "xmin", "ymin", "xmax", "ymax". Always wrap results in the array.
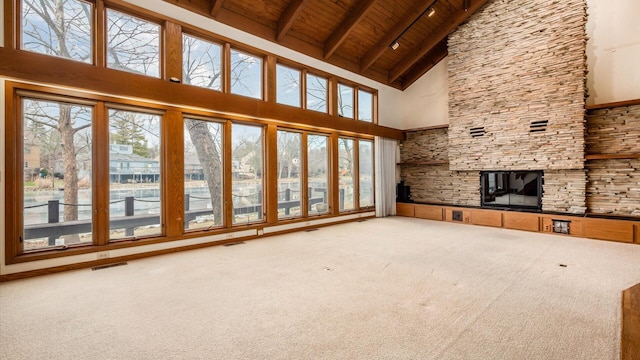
[{"xmin": 396, "ymin": 203, "xmax": 640, "ymax": 244}]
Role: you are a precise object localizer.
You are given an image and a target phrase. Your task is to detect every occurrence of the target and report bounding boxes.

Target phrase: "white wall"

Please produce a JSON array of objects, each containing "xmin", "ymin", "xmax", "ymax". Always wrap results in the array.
[
  {"xmin": 585, "ymin": 0, "xmax": 640, "ymax": 105},
  {"xmin": 402, "ymin": 0, "xmax": 640, "ymax": 129},
  {"xmin": 400, "ymin": 59, "xmax": 449, "ymax": 129}
]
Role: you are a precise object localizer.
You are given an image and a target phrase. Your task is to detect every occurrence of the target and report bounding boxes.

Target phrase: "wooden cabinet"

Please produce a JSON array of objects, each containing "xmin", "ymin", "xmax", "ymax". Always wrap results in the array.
[
  {"xmin": 396, "ymin": 203, "xmax": 415, "ymax": 217},
  {"xmin": 415, "ymin": 204, "xmax": 443, "ymax": 220}
]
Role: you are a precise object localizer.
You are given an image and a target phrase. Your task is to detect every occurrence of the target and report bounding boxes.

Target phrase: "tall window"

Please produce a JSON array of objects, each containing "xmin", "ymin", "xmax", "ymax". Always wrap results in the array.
[
  {"xmin": 106, "ymin": 9, "xmax": 160, "ymax": 77},
  {"xmin": 338, "ymin": 138, "xmax": 355, "ymax": 211},
  {"xmin": 276, "ymin": 64, "xmax": 301, "ymax": 108},
  {"xmin": 277, "ymin": 130, "xmax": 302, "ymax": 219},
  {"xmin": 21, "ymin": 0, "xmax": 93, "ymax": 63},
  {"xmin": 337, "ymin": 84, "xmax": 354, "ymax": 118},
  {"xmin": 230, "ymin": 49, "xmax": 262, "ymax": 99},
  {"xmin": 184, "ymin": 118, "xmax": 224, "ymax": 230},
  {"xmin": 232, "ymin": 124, "xmax": 263, "ymax": 224},
  {"xmin": 108, "ymin": 109, "xmax": 162, "ymax": 240},
  {"xmin": 306, "ymin": 73, "xmax": 328, "ymax": 113},
  {"xmin": 182, "ymin": 34, "xmax": 223, "ymax": 91},
  {"xmin": 22, "ymin": 97, "xmax": 93, "ymax": 250},
  {"xmin": 308, "ymin": 134, "xmax": 329, "ymax": 215},
  {"xmin": 358, "ymin": 90, "xmax": 373, "ymax": 123},
  {"xmin": 359, "ymin": 140, "xmax": 374, "ymax": 208}
]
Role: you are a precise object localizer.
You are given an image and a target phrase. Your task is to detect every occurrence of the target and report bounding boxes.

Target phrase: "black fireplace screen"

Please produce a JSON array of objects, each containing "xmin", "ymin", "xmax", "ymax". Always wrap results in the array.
[{"xmin": 480, "ymin": 171, "xmax": 542, "ymax": 210}]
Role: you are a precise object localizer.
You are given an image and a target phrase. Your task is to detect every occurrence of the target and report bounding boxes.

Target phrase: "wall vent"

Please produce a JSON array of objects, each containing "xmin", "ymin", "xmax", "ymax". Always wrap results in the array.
[
  {"xmin": 529, "ymin": 120, "xmax": 549, "ymax": 133},
  {"xmin": 470, "ymin": 127, "xmax": 485, "ymax": 137},
  {"xmin": 452, "ymin": 210, "xmax": 463, "ymax": 221}
]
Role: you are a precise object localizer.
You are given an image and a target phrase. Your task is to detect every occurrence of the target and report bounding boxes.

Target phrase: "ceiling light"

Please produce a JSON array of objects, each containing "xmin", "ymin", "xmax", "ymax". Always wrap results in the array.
[
  {"xmin": 428, "ymin": 8, "xmax": 436, "ymax": 17},
  {"xmin": 390, "ymin": 41, "xmax": 400, "ymax": 50}
]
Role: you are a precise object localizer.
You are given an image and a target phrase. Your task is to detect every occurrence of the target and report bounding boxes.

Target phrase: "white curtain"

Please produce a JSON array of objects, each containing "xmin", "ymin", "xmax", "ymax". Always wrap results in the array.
[{"xmin": 374, "ymin": 136, "xmax": 397, "ymax": 217}]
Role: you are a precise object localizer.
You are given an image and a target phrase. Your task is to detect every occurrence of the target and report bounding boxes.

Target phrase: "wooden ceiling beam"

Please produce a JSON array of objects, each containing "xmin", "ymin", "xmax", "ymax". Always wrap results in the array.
[
  {"xmin": 359, "ymin": 0, "xmax": 436, "ymax": 72},
  {"xmin": 388, "ymin": 0, "xmax": 490, "ymax": 83},
  {"xmin": 323, "ymin": 0, "xmax": 377, "ymax": 59},
  {"xmin": 400, "ymin": 39, "xmax": 448, "ymax": 89},
  {"xmin": 210, "ymin": 0, "xmax": 224, "ymax": 17},
  {"xmin": 276, "ymin": 0, "xmax": 311, "ymax": 42}
]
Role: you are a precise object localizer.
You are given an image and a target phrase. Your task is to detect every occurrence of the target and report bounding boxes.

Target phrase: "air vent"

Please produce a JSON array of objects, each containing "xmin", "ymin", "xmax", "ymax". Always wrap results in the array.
[
  {"xmin": 452, "ymin": 210, "xmax": 463, "ymax": 222},
  {"xmin": 92, "ymin": 262, "xmax": 127, "ymax": 271},
  {"xmin": 470, "ymin": 127, "xmax": 485, "ymax": 137},
  {"xmin": 530, "ymin": 120, "xmax": 549, "ymax": 133}
]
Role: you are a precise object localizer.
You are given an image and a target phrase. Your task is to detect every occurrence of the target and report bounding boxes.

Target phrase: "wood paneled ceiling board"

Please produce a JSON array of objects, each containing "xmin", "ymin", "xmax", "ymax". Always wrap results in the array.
[{"xmin": 162, "ymin": 0, "xmax": 490, "ymax": 89}]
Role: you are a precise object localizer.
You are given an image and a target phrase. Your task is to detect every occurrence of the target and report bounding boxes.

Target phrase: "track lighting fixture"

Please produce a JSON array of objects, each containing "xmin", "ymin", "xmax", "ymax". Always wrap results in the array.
[{"xmin": 388, "ymin": 1, "xmax": 438, "ymax": 50}]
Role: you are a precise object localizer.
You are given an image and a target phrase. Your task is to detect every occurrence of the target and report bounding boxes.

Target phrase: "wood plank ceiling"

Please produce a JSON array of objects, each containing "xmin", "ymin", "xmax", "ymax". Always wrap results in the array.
[{"xmin": 163, "ymin": 0, "xmax": 489, "ymax": 89}]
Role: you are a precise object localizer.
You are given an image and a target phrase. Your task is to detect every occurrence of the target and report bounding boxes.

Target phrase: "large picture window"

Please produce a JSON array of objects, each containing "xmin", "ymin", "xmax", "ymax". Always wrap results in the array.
[
  {"xmin": 184, "ymin": 118, "xmax": 224, "ymax": 230},
  {"xmin": 108, "ymin": 109, "xmax": 162, "ymax": 240},
  {"xmin": 338, "ymin": 137, "xmax": 355, "ymax": 211},
  {"xmin": 277, "ymin": 130, "xmax": 302, "ymax": 219},
  {"xmin": 232, "ymin": 123, "xmax": 264, "ymax": 224},
  {"xmin": 308, "ymin": 134, "xmax": 329, "ymax": 215},
  {"xmin": 21, "ymin": 97, "xmax": 94, "ymax": 250},
  {"xmin": 358, "ymin": 140, "xmax": 374, "ymax": 208},
  {"xmin": 21, "ymin": 0, "xmax": 93, "ymax": 63}
]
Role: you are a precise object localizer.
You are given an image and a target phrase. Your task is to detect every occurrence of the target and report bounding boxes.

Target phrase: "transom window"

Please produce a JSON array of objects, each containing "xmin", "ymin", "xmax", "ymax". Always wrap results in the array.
[
  {"xmin": 338, "ymin": 84, "xmax": 354, "ymax": 119},
  {"xmin": 21, "ymin": 0, "xmax": 93, "ymax": 63},
  {"xmin": 230, "ymin": 49, "xmax": 263, "ymax": 99},
  {"xmin": 106, "ymin": 8, "xmax": 160, "ymax": 77},
  {"xmin": 182, "ymin": 34, "xmax": 223, "ymax": 91},
  {"xmin": 306, "ymin": 73, "xmax": 328, "ymax": 113},
  {"xmin": 276, "ymin": 64, "xmax": 301, "ymax": 108}
]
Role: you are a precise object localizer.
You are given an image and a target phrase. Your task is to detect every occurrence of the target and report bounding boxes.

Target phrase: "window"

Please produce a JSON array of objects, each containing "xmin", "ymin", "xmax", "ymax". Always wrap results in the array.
[
  {"xmin": 306, "ymin": 73, "xmax": 327, "ymax": 113},
  {"xmin": 22, "ymin": 97, "xmax": 94, "ymax": 250},
  {"xmin": 358, "ymin": 90, "xmax": 373, "ymax": 123},
  {"xmin": 358, "ymin": 140, "xmax": 374, "ymax": 208},
  {"xmin": 338, "ymin": 138, "xmax": 355, "ymax": 211},
  {"xmin": 230, "ymin": 49, "xmax": 262, "ymax": 99},
  {"xmin": 106, "ymin": 9, "xmax": 160, "ymax": 77},
  {"xmin": 184, "ymin": 118, "xmax": 224, "ymax": 230},
  {"xmin": 108, "ymin": 109, "xmax": 162, "ymax": 240},
  {"xmin": 232, "ymin": 123, "xmax": 263, "ymax": 224},
  {"xmin": 337, "ymin": 84, "xmax": 354, "ymax": 118},
  {"xmin": 276, "ymin": 64, "xmax": 301, "ymax": 107},
  {"xmin": 308, "ymin": 134, "xmax": 329, "ymax": 215},
  {"xmin": 277, "ymin": 130, "xmax": 302, "ymax": 219},
  {"xmin": 21, "ymin": 0, "xmax": 93, "ymax": 63},
  {"xmin": 182, "ymin": 34, "xmax": 222, "ymax": 91}
]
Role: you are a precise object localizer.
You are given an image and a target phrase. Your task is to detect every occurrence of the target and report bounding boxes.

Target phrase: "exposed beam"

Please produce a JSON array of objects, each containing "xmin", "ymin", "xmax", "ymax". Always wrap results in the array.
[
  {"xmin": 323, "ymin": 0, "xmax": 377, "ymax": 59},
  {"xmin": 210, "ymin": 0, "xmax": 224, "ymax": 17},
  {"xmin": 276, "ymin": 0, "xmax": 310, "ymax": 42},
  {"xmin": 400, "ymin": 39, "xmax": 448, "ymax": 89},
  {"xmin": 359, "ymin": 0, "xmax": 436, "ymax": 72},
  {"xmin": 389, "ymin": 0, "xmax": 490, "ymax": 83}
]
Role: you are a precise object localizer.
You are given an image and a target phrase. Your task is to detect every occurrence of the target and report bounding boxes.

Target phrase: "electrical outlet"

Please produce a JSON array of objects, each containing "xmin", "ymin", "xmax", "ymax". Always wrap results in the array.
[
  {"xmin": 305, "ymin": 221, "xmax": 311, "ymax": 226},
  {"xmin": 97, "ymin": 252, "xmax": 110, "ymax": 260},
  {"xmin": 226, "ymin": 233, "xmax": 234, "ymax": 239},
  {"xmin": 257, "ymin": 229, "xmax": 264, "ymax": 236}
]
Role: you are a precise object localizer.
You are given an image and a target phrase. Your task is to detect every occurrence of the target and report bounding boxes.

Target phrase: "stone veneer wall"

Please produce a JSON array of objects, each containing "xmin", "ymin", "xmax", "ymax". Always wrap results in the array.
[
  {"xmin": 400, "ymin": 129, "xmax": 479, "ymax": 206},
  {"xmin": 447, "ymin": 0, "xmax": 588, "ymax": 171},
  {"xmin": 543, "ymin": 170, "xmax": 587, "ymax": 213},
  {"xmin": 585, "ymin": 104, "xmax": 640, "ymax": 216}
]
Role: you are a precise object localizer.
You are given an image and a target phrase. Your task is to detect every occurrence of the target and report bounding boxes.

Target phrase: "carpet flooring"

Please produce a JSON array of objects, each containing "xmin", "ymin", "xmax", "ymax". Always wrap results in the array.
[{"xmin": 2, "ymin": 217, "xmax": 640, "ymax": 360}]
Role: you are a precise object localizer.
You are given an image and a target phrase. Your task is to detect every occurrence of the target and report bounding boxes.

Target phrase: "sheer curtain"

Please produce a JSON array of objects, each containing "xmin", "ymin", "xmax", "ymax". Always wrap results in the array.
[{"xmin": 374, "ymin": 136, "xmax": 397, "ymax": 217}]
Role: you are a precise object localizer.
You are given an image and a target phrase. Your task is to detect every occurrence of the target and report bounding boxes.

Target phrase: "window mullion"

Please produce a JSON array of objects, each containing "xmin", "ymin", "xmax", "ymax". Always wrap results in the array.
[{"xmin": 94, "ymin": 102, "xmax": 109, "ymax": 246}]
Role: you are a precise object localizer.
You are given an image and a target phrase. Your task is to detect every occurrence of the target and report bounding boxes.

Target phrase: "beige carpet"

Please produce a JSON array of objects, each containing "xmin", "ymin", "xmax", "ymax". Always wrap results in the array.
[{"xmin": 2, "ymin": 217, "xmax": 640, "ymax": 360}]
